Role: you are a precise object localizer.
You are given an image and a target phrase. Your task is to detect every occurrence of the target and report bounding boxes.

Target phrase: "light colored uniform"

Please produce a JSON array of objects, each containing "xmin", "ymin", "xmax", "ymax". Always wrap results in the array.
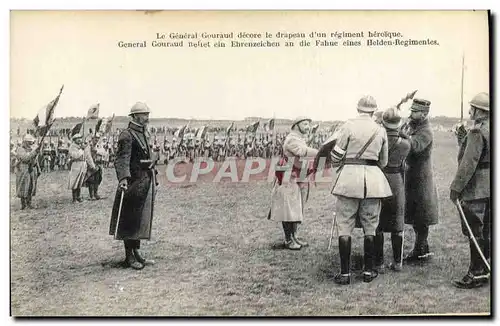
[{"xmin": 331, "ymin": 114, "xmax": 392, "ymax": 236}]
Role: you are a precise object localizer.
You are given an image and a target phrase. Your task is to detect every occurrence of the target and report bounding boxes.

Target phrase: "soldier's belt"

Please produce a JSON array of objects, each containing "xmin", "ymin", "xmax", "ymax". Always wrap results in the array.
[
  {"xmin": 343, "ymin": 158, "xmax": 378, "ymax": 166},
  {"xmin": 383, "ymin": 166, "xmax": 404, "ymax": 174},
  {"xmin": 478, "ymin": 162, "xmax": 490, "ymax": 169}
]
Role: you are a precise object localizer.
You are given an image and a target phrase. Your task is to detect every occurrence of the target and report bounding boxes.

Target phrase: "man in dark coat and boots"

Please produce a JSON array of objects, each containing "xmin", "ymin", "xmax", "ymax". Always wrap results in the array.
[
  {"xmin": 450, "ymin": 92, "xmax": 490, "ymax": 289},
  {"xmin": 83, "ymin": 132, "xmax": 103, "ymax": 200},
  {"xmin": 374, "ymin": 107, "xmax": 411, "ymax": 272},
  {"xmin": 16, "ymin": 134, "xmax": 40, "ymax": 209},
  {"xmin": 109, "ymin": 102, "xmax": 158, "ymax": 270},
  {"xmin": 401, "ymin": 98, "xmax": 439, "ymax": 262}
]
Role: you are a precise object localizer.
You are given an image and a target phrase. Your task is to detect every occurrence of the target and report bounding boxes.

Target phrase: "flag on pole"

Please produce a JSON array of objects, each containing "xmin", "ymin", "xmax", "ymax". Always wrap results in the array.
[
  {"xmin": 33, "ymin": 85, "xmax": 64, "ymax": 137},
  {"xmin": 226, "ymin": 122, "xmax": 235, "ymax": 136},
  {"xmin": 95, "ymin": 118, "xmax": 103, "ymax": 135},
  {"xmin": 268, "ymin": 118, "xmax": 275, "ymax": 131},
  {"xmin": 196, "ymin": 125, "xmax": 208, "ymax": 140},
  {"xmin": 87, "ymin": 103, "xmax": 100, "ymax": 119},
  {"xmin": 311, "ymin": 124, "xmax": 320, "ymax": 134},
  {"xmin": 104, "ymin": 114, "xmax": 115, "ymax": 134},
  {"xmin": 71, "ymin": 121, "xmax": 84, "ymax": 138},
  {"xmin": 246, "ymin": 121, "xmax": 260, "ymax": 133}
]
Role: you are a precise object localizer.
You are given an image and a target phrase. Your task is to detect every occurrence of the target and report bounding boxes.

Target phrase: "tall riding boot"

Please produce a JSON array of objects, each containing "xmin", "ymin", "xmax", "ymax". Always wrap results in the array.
[
  {"xmin": 124, "ymin": 240, "xmax": 144, "ymax": 270},
  {"xmin": 76, "ymin": 188, "xmax": 82, "ymax": 202},
  {"xmin": 405, "ymin": 226, "xmax": 423, "ymax": 262},
  {"xmin": 88, "ymin": 185, "xmax": 94, "ymax": 200},
  {"xmin": 390, "ymin": 232, "xmax": 403, "ymax": 271},
  {"xmin": 363, "ymin": 235, "xmax": 379, "ymax": 283},
  {"xmin": 282, "ymin": 222, "xmax": 300, "ymax": 250},
  {"xmin": 133, "ymin": 240, "xmax": 155, "ymax": 265},
  {"xmin": 334, "ymin": 236, "xmax": 352, "ymax": 285},
  {"xmin": 26, "ymin": 196, "xmax": 33, "ymax": 209},
  {"xmin": 374, "ymin": 230, "xmax": 385, "ymax": 270},
  {"xmin": 20, "ymin": 198, "xmax": 26, "ymax": 210},
  {"xmin": 419, "ymin": 226, "xmax": 433, "ymax": 258},
  {"xmin": 291, "ymin": 222, "xmax": 308, "ymax": 247},
  {"xmin": 94, "ymin": 185, "xmax": 101, "ymax": 200}
]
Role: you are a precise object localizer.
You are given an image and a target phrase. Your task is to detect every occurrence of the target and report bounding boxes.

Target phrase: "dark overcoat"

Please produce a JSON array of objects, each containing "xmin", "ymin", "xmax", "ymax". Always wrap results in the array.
[
  {"xmin": 404, "ymin": 119, "xmax": 439, "ymax": 226},
  {"xmin": 109, "ymin": 122, "xmax": 157, "ymax": 240},
  {"xmin": 379, "ymin": 130, "xmax": 411, "ymax": 232},
  {"xmin": 15, "ymin": 146, "xmax": 39, "ymax": 198}
]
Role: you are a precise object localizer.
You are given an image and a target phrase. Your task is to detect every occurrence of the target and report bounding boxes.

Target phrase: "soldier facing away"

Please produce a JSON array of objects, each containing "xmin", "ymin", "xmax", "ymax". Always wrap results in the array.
[
  {"xmin": 328, "ymin": 95, "xmax": 392, "ymax": 285},
  {"xmin": 109, "ymin": 102, "xmax": 158, "ymax": 270},
  {"xmin": 400, "ymin": 99, "xmax": 439, "ymax": 262},
  {"xmin": 83, "ymin": 133, "xmax": 103, "ymax": 200},
  {"xmin": 450, "ymin": 92, "xmax": 490, "ymax": 289},
  {"xmin": 68, "ymin": 133, "xmax": 87, "ymax": 203}
]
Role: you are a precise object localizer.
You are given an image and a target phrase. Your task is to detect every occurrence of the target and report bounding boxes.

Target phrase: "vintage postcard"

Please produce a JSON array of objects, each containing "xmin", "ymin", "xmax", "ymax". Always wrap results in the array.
[{"xmin": 9, "ymin": 10, "xmax": 491, "ymax": 316}]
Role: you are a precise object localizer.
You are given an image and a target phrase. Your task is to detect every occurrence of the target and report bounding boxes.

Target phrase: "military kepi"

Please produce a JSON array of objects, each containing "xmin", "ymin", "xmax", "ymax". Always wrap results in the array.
[{"xmin": 410, "ymin": 98, "xmax": 431, "ymax": 112}]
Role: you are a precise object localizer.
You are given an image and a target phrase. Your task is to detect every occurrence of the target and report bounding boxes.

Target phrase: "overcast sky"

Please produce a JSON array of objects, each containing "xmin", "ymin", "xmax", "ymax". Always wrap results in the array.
[{"xmin": 10, "ymin": 10, "xmax": 489, "ymax": 122}]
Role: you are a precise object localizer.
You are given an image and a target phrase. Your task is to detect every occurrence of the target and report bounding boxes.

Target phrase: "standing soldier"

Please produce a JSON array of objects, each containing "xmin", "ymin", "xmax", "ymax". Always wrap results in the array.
[
  {"xmin": 68, "ymin": 133, "xmax": 87, "ymax": 203},
  {"xmin": 401, "ymin": 99, "xmax": 439, "ymax": 262},
  {"xmin": 16, "ymin": 134, "xmax": 40, "ymax": 209},
  {"xmin": 450, "ymin": 92, "xmax": 490, "ymax": 288},
  {"xmin": 374, "ymin": 107, "xmax": 411, "ymax": 272},
  {"xmin": 327, "ymin": 96, "xmax": 391, "ymax": 284},
  {"xmin": 109, "ymin": 102, "xmax": 158, "ymax": 270},
  {"xmin": 84, "ymin": 133, "xmax": 103, "ymax": 200},
  {"xmin": 270, "ymin": 116, "xmax": 318, "ymax": 250}
]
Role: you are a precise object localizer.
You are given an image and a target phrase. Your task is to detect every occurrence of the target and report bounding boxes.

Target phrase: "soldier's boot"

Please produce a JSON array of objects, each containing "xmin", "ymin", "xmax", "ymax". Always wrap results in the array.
[
  {"xmin": 20, "ymin": 198, "xmax": 26, "ymax": 210},
  {"xmin": 94, "ymin": 185, "xmax": 101, "ymax": 200},
  {"xmin": 123, "ymin": 241, "xmax": 144, "ymax": 270},
  {"xmin": 334, "ymin": 236, "xmax": 351, "ymax": 285},
  {"xmin": 291, "ymin": 222, "xmax": 308, "ymax": 247},
  {"xmin": 454, "ymin": 240, "xmax": 489, "ymax": 289},
  {"xmin": 133, "ymin": 241, "xmax": 155, "ymax": 266},
  {"xmin": 88, "ymin": 185, "xmax": 94, "ymax": 200},
  {"xmin": 76, "ymin": 188, "xmax": 83, "ymax": 202},
  {"xmin": 363, "ymin": 235, "xmax": 379, "ymax": 283},
  {"xmin": 389, "ymin": 232, "xmax": 403, "ymax": 272},
  {"xmin": 374, "ymin": 230, "xmax": 385, "ymax": 273},
  {"xmin": 419, "ymin": 226, "xmax": 434, "ymax": 259},
  {"xmin": 71, "ymin": 190, "xmax": 77, "ymax": 203},
  {"xmin": 283, "ymin": 222, "xmax": 301, "ymax": 250},
  {"xmin": 26, "ymin": 196, "xmax": 34, "ymax": 209}
]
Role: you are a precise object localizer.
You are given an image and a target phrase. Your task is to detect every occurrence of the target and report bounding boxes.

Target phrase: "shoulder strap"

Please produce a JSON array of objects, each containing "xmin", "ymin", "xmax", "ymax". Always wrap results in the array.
[
  {"xmin": 355, "ymin": 126, "xmax": 380, "ymax": 159},
  {"xmin": 388, "ymin": 136, "xmax": 402, "ymax": 153}
]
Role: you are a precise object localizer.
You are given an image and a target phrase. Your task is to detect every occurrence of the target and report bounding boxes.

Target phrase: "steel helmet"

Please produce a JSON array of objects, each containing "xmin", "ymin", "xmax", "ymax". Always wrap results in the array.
[
  {"xmin": 469, "ymin": 92, "xmax": 489, "ymax": 111},
  {"xmin": 357, "ymin": 95, "xmax": 378, "ymax": 113},
  {"xmin": 23, "ymin": 134, "xmax": 36, "ymax": 143},
  {"xmin": 129, "ymin": 102, "xmax": 151, "ymax": 115},
  {"xmin": 382, "ymin": 107, "xmax": 403, "ymax": 129},
  {"xmin": 292, "ymin": 116, "xmax": 312, "ymax": 128}
]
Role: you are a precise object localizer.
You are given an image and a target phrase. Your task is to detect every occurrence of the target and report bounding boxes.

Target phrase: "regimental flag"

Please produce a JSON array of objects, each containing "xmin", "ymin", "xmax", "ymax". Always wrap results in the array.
[
  {"xmin": 174, "ymin": 125, "xmax": 187, "ymax": 145},
  {"xmin": 246, "ymin": 121, "xmax": 260, "ymax": 134},
  {"xmin": 268, "ymin": 118, "xmax": 275, "ymax": 131},
  {"xmin": 33, "ymin": 85, "xmax": 64, "ymax": 137},
  {"xmin": 311, "ymin": 124, "xmax": 320, "ymax": 134},
  {"xmin": 226, "ymin": 122, "xmax": 235, "ymax": 136},
  {"xmin": 71, "ymin": 121, "xmax": 84, "ymax": 138},
  {"xmin": 95, "ymin": 119, "xmax": 103, "ymax": 135},
  {"xmin": 104, "ymin": 114, "xmax": 115, "ymax": 134},
  {"xmin": 196, "ymin": 125, "xmax": 208, "ymax": 140},
  {"xmin": 87, "ymin": 103, "xmax": 100, "ymax": 119}
]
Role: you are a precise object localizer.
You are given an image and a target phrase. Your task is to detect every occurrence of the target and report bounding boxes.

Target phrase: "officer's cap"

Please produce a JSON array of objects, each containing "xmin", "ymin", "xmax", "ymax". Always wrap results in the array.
[{"xmin": 410, "ymin": 98, "xmax": 431, "ymax": 112}]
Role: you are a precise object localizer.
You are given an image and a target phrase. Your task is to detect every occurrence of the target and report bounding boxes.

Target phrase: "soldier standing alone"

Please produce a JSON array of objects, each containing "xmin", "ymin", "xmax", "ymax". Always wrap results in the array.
[
  {"xmin": 16, "ymin": 134, "xmax": 40, "ymax": 209},
  {"xmin": 109, "ymin": 102, "xmax": 158, "ymax": 270},
  {"xmin": 401, "ymin": 99, "xmax": 439, "ymax": 262},
  {"xmin": 450, "ymin": 92, "xmax": 490, "ymax": 288}
]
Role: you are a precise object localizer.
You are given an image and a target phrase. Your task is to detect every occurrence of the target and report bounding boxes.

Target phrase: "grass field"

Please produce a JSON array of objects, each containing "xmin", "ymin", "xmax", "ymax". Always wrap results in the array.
[{"xmin": 10, "ymin": 130, "xmax": 490, "ymax": 316}]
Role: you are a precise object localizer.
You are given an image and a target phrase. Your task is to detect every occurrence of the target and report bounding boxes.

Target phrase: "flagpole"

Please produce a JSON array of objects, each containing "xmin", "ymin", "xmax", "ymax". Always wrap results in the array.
[{"xmin": 460, "ymin": 53, "xmax": 465, "ymax": 122}]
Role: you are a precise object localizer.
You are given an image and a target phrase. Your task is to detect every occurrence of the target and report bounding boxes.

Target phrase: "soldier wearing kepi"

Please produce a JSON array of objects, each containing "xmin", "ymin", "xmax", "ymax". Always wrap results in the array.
[
  {"xmin": 374, "ymin": 107, "xmax": 411, "ymax": 272},
  {"xmin": 16, "ymin": 134, "xmax": 41, "ymax": 209},
  {"xmin": 270, "ymin": 116, "xmax": 318, "ymax": 250},
  {"xmin": 329, "ymin": 96, "xmax": 392, "ymax": 284},
  {"xmin": 450, "ymin": 92, "xmax": 490, "ymax": 289},
  {"xmin": 109, "ymin": 102, "xmax": 158, "ymax": 270},
  {"xmin": 400, "ymin": 99, "xmax": 439, "ymax": 262}
]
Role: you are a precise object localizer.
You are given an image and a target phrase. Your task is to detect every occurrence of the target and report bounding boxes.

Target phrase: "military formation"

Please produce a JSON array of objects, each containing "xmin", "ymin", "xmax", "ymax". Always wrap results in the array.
[{"xmin": 11, "ymin": 92, "xmax": 490, "ymax": 289}]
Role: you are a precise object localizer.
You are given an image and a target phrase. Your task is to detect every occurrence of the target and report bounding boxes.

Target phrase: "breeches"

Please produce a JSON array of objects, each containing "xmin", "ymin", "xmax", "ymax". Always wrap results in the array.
[
  {"xmin": 335, "ymin": 196, "xmax": 381, "ymax": 236},
  {"xmin": 460, "ymin": 199, "xmax": 490, "ymax": 241}
]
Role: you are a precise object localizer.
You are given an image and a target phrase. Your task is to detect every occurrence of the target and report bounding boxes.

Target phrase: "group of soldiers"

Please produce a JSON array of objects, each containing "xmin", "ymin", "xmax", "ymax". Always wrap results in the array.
[
  {"xmin": 269, "ymin": 92, "xmax": 490, "ymax": 289},
  {"xmin": 12, "ymin": 93, "xmax": 490, "ymax": 290}
]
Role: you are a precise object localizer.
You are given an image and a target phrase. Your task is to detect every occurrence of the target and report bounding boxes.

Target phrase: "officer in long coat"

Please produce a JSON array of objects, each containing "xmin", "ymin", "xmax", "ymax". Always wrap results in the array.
[
  {"xmin": 16, "ymin": 134, "xmax": 40, "ymax": 209},
  {"xmin": 374, "ymin": 107, "xmax": 411, "ymax": 272},
  {"xmin": 450, "ymin": 92, "xmax": 490, "ymax": 289},
  {"xmin": 83, "ymin": 133, "xmax": 103, "ymax": 200},
  {"xmin": 270, "ymin": 117, "xmax": 318, "ymax": 250},
  {"xmin": 401, "ymin": 99, "xmax": 439, "ymax": 261},
  {"xmin": 327, "ymin": 95, "xmax": 392, "ymax": 284},
  {"xmin": 68, "ymin": 133, "xmax": 87, "ymax": 202},
  {"xmin": 109, "ymin": 102, "xmax": 158, "ymax": 270}
]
